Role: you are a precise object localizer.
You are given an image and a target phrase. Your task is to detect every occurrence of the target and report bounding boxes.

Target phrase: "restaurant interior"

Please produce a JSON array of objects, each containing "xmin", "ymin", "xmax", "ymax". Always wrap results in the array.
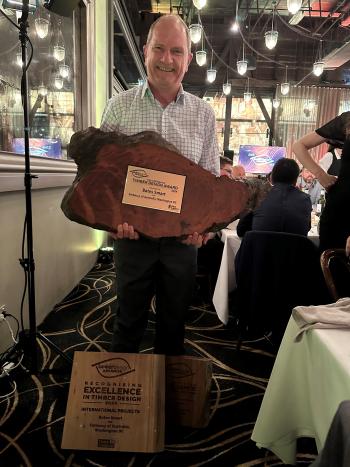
[{"xmin": 0, "ymin": 0, "xmax": 350, "ymax": 465}]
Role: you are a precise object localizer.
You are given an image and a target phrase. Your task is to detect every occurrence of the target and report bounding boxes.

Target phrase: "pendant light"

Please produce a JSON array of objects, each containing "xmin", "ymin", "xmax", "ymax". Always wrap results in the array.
[
  {"xmin": 59, "ymin": 64, "xmax": 70, "ymax": 78},
  {"xmin": 35, "ymin": 17, "xmax": 49, "ymax": 39},
  {"xmin": 313, "ymin": 40, "xmax": 324, "ymax": 77},
  {"xmin": 189, "ymin": 23, "xmax": 202, "ymax": 44},
  {"xmin": 272, "ymin": 98, "xmax": 280, "ymax": 109},
  {"xmin": 38, "ymin": 84, "xmax": 48, "ymax": 96},
  {"xmin": 196, "ymin": 31, "xmax": 207, "ymax": 66},
  {"xmin": 206, "ymin": 49, "xmax": 216, "ymax": 83},
  {"xmin": 237, "ymin": 42, "xmax": 248, "ymax": 75},
  {"xmin": 223, "ymin": 68, "xmax": 231, "ymax": 95},
  {"xmin": 280, "ymin": 66, "xmax": 290, "ymax": 95},
  {"xmin": 54, "ymin": 75, "xmax": 64, "ymax": 89},
  {"xmin": 243, "ymin": 77, "xmax": 252, "ymax": 102},
  {"xmin": 193, "ymin": 0, "xmax": 207, "ymax": 9},
  {"xmin": 16, "ymin": 51, "xmax": 22, "ymax": 67},
  {"xmin": 53, "ymin": 20, "xmax": 65, "ymax": 61},
  {"xmin": 265, "ymin": 5, "xmax": 278, "ymax": 50},
  {"xmin": 287, "ymin": 0, "xmax": 302, "ymax": 15}
]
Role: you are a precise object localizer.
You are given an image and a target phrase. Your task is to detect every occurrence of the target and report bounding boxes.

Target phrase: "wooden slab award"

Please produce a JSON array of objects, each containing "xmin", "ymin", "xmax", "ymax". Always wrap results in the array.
[{"xmin": 61, "ymin": 127, "xmax": 250, "ymax": 238}]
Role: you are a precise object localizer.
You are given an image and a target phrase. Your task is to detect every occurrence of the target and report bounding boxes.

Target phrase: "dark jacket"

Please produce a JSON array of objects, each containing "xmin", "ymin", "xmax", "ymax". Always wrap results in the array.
[{"xmin": 237, "ymin": 183, "xmax": 312, "ymax": 237}]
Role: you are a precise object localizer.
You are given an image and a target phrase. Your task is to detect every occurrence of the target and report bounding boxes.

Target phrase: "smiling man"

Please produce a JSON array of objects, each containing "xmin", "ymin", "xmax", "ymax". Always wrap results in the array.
[{"xmin": 100, "ymin": 14, "xmax": 220, "ymax": 355}]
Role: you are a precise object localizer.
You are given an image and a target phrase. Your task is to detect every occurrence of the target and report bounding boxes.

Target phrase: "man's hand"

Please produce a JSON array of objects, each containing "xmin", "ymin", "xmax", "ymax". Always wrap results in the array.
[
  {"xmin": 316, "ymin": 171, "xmax": 337, "ymax": 191},
  {"xmin": 110, "ymin": 222, "xmax": 139, "ymax": 240},
  {"xmin": 181, "ymin": 232, "xmax": 215, "ymax": 247}
]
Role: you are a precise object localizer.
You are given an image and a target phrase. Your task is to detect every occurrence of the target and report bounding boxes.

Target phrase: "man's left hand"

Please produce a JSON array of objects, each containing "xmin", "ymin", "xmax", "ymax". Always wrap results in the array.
[{"xmin": 181, "ymin": 232, "xmax": 215, "ymax": 247}]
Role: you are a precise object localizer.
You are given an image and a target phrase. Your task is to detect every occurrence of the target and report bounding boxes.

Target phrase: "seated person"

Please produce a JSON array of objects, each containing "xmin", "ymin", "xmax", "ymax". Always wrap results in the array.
[
  {"xmin": 237, "ymin": 158, "xmax": 312, "ymax": 237},
  {"xmin": 220, "ymin": 156, "xmax": 234, "ymax": 178},
  {"xmin": 232, "ymin": 164, "xmax": 246, "ymax": 179}
]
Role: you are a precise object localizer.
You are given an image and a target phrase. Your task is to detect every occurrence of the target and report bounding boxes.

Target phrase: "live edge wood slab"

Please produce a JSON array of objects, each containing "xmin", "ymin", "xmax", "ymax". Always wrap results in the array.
[{"xmin": 61, "ymin": 127, "xmax": 250, "ymax": 238}]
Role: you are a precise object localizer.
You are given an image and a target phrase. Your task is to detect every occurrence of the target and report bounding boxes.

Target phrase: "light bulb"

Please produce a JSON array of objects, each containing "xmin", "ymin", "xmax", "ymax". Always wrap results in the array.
[
  {"xmin": 35, "ymin": 18, "xmax": 49, "ymax": 39},
  {"xmin": 206, "ymin": 68, "xmax": 217, "ymax": 83},
  {"xmin": 244, "ymin": 92, "xmax": 252, "ymax": 103},
  {"xmin": 272, "ymin": 98, "xmax": 280, "ymax": 108},
  {"xmin": 287, "ymin": 0, "xmax": 302, "ymax": 15},
  {"xmin": 265, "ymin": 30, "xmax": 278, "ymax": 50},
  {"xmin": 231, "ymin": 21, "xmax": 239, "ymax": 32},
  {"xmin": 193, "ymin": 0, "xmax": 207, "ymax": 9},
  {"xmin": 313, "ymin": 60, "xmax": 324, "ymax": 77},
  {"xmin": 189, "ymin": 24, "xmax": 202, "ymax": 44},
  {"xmin": 38, "ymin": 84, "xmax": 48, "ymax": 96},
  {"xmin": 59, "ymin": 64, "xmax": 69, "ymax": 78},
  {"xmin": 223, "ymin": 82, "xmax": 231, "ymax": 95},
  {"xmin": 196, "ymin": 50, "xmax": 207, "ymax": 66},
  {"xmin": 54, "ymin": 76, "xmax": 63, "ymax": 89},
  {"xmin": 237, "ymin": 59, "xmax": 248, "ymax": 75},
  {"xmin": 16, "ymin": 52, "xmax": 22, "ymax": 67},
  {"xmin": 53, "ymin": 45, "xmax": 65, "ymax": 61},
  {"xmin": 280, "ymin": 82, "xmax": 290, "ymax": 95}
]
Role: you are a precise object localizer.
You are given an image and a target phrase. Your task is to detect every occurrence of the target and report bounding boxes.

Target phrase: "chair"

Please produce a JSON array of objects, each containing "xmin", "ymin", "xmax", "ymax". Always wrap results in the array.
[
  {"xmin": 320, "ymin": 249, "xmax": 350, "ymax": 301},
  {"xmin": 233, "ymin": 230, "xmax": 330, "ymax": 349}
]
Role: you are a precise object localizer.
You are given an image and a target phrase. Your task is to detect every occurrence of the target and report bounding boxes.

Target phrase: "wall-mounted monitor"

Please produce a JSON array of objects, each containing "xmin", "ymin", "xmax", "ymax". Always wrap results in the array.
[
  {"xmin": 12, "ymin": 138, "xmax": 62, "ymax": 158},
  {"xmin": 238, "ymin": 145, "xmax": 286, "ymax": 174}
]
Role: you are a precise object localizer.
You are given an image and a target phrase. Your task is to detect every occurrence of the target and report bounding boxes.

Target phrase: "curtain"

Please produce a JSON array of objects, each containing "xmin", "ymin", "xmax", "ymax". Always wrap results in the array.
[{"xmin": 274, "ymin": 86, "xmax": 350, "ymax": 163}]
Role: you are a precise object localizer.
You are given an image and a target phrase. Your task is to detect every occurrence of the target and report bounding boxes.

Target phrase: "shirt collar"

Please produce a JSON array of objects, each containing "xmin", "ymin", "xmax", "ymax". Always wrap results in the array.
[{"xmin": 140, "ymin": 81, "xmax": 185, "ymax": 104}]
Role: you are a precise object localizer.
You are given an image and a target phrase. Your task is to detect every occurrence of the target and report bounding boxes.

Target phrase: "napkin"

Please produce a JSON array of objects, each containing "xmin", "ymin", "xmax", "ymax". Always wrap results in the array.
[{"xmin": 292, "ymin": 297, "xmax": 350, "ymax": 341}]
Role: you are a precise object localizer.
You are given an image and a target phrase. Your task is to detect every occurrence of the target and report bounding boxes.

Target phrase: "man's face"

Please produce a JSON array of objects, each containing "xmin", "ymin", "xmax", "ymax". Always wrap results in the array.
[
  {"xmin": 143, "ymin": 17, "xmax": 193, "ymax": 94},
  {"xmin": 220, "ymin": 164, "xmax": 234, "ymax": 179},
  {"xmin": 302, "ymin": 170, "xmax": 314, "ymax": 184}
]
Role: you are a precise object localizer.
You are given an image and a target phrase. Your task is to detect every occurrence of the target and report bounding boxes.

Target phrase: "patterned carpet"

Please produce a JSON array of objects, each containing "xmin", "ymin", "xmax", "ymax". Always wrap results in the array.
[{"xmin": 0, "ymin": 260, "xmax": 317, "ymax": 466}]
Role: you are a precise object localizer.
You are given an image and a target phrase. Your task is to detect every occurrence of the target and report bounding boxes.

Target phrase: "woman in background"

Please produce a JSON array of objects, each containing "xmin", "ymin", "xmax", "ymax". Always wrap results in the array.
[{"xmin": 293, "ymin": 112, "xmax": 350, "ymax": 252}]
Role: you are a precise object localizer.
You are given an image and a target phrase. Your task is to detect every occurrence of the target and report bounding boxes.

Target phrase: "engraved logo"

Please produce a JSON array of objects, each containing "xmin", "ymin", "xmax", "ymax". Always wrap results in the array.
[
  {"xmin": 92, "ymin": 357, "xmax": 135, "ymax": 378},
  {"xmin": 167, "ymin": 362, "xmax": 194, "ymax": 378},
  {"xmin": 130, "ymin": 169, "xmax": 148, "ymax": 178}
]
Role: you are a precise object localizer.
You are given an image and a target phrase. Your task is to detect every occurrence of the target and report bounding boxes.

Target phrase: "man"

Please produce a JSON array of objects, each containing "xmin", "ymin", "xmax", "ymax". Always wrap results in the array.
[
  {"xmin": 232, "ymin": 164, "xmax": 246, "ymax": 179},
  {"xmin": 220, "ymin": 156, "xmax": 234, "ymax": 178},
  {"xmin": 100, "ymin": 15, "xmax": 220, "ymax": 355},
  {"xmin": 237, "ymin": 158, "xmax": 312, "ymax": 237}
]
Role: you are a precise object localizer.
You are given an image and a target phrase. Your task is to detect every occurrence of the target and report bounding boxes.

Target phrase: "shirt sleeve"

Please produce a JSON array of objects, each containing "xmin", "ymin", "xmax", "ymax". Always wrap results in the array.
[
  {"xmin": 198, "ymin": 105, "xmax": 220, "ymax": 176},
  {"xmin": 100, "ymin": 98, "xmax": 120, "ymax": 132},
  {"xmin": 315, "ymin": 112, "xmax": 350, "ymax": 147}
]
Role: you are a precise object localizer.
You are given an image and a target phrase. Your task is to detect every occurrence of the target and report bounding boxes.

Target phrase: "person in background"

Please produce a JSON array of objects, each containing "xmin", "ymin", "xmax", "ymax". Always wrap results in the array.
[
  {"xmin": 100, "ymin": 14, "xmax": 220, "ymax": 355},
  {"xmin": 237, "ymin": 158, "xmax": 312, "ymax": 237},
  {"xmin": 298, "ymin": 168, "xmax": 322, "ymax": 207},
  {"xmin": 232, "ymin": 164, "xmax": 246, "ymax": 179},
  {"xmin": 220, "ymin": 156, "xmax": 234, "ymax": 178},
  {"xmin": 293, "ymin": 113, "xmax": 350, "ymax": 251}
]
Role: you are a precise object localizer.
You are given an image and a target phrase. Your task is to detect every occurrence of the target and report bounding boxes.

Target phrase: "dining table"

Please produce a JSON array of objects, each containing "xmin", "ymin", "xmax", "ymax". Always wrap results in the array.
[{"xmin": 251, "ymin": 314, "xmax": 350, "ymax": 464}]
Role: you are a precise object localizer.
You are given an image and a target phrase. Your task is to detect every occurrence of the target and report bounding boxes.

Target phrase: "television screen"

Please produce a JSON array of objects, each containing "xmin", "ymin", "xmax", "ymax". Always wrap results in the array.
[
  {"xmin": 238, "ymin": 145, "xmax": 286, "ymax": 174},
  {"xmin": 12, "ymin": 138, "xmax": 62, "ymax": 158}
]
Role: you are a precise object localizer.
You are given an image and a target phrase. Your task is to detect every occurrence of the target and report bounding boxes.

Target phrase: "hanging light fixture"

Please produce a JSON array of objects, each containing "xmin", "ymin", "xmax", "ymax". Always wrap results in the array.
[
  {"xmin": 287, "ymin": 0, "xmax": 302, "ymax": 15},
  {"xmin": 193, "ymin": 0, "xmax": 207, "ymax": 9},
  {"xmin": 189, "ymin": 23, "xmax": 202, "ymax": 44},
  {"xmin": 53, "ymin": 45, "xmax": 65, "ymax": 61},
  {"xmin": 38, "ymin": 84, "xmax": 48, "ymax": 96},
  {"xmin": 272, "ymin": 98, "xmax": 280, "ymax": 108},
  {"xmin": 313, "ymin": 40, "xmax": 324, "ymax": 77},
  {"xmin": 16, "ymin": 51, "xmax": 22, "ymax": 67},
  {"xmin": 280, "ymin": 66, "xmax": 290, "ymax": 95},
  {"xmin": 59, "ymin": 64, "xmax": 70, "ymax": 78},
  {"xmin": 223, "ymin": 68, "xmax": 231, "ymax": 95},
  {"xmin": 35, "ymin": 17, "xmax": 49, "ymax": 39},
  {"xmin": 265, "ymin": 5, "xmax": 278, "ymax": 50},
  {"xmin": 196, "ymin": 31, "xmax": 207, "ymax": 66},
  {"xmin": 231, "ymin": 21, "xmax": 239, "ymax": 32},
  {"xmin": 206, "ymin": 49, "xmax": 216, "ymax": 83},
  {"xmin": 244, "ymin": 77, "xmax": 252, "ymax": 102},
  {"xmin": 237, "ymin": 42, "xmax": 248, "ymax": 75}
]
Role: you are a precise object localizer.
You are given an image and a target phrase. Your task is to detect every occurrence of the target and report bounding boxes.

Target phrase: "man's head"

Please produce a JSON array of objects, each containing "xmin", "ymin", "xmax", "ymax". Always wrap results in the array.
[
  {"xmin": 271, "ymin": 158, "xmax": 300, "ymax": 186},
  {"xmin": 143, "ymin": 15, "xmax": 193, "ymax": 96},
  {"xmin": 220, "ymin": 156, "xmax": 233, "ymax": 179},
  {"xmin": 232, "ymin": 165, "xmax": 246, "ymax": 178},
  {"xmin": 302, "ymin": 168, "xmax": 315, "ymax": 184}
]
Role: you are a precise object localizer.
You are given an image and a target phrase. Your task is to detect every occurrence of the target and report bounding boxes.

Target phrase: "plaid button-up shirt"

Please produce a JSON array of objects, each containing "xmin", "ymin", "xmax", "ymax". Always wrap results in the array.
[{"xmin": 100, "ymin": 82, "xmax": 220, "ymax": 176}]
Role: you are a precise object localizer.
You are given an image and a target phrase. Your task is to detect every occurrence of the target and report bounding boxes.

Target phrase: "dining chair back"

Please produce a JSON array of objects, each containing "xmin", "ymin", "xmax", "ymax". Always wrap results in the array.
[
  {"xmin": 233, "ymin": 230, "xmax": 330, "ymax": 349},
  {"xmin": 320, "ymin": 249, "xmax": 350, "ymax": 301}
]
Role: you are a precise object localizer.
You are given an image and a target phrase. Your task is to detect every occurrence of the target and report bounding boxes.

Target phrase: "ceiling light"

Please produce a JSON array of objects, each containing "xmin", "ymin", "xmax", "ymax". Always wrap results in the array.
[
  {"xmin": 237, "ymin": 59, "xmax": 248, "ymax": 75},
  {"xmin": 193, "ymin": 0, "xmax": 207, "ymax": 9},
  {"xmin": 281, "ymin": 82, "xmax": 290, "ymax": 95},
  {"xmin": 16, "ymin": 51, "xmax": 22, "ymax": 67},
  {"xmin": 54, "ymin": 76, "xmax": 63, "ymax": 89},
  {"xmin": 38, "ymin": 84, "xmax": 48, "ymax": 96},
  {"xmin": 206, "ymin": 68, "xmax": 217, "ymax": 83},
  {"xmin": 287, "ymin": 0, "xmax": 302, "ymax": 15},
  {"xmin": 313, "ymin": 60, "xmax": 324, "ymax": 77},
  {"xmin": 223, "ymin": 82, "xmax": 231, "ymax": 95},
  {"xmin": 59, "ymin": 64, "xmax": 70, "ymax": 78},
  {"xmin": 273, "ymin": 98, "xmax": 280, "ymax": 108},
  {"xmin": 244, "ymin": 92, "xmax": 252, "ymax": 103},
  {"xmin": 35, "ymin": 17, "xmax": 49, "ymax": 38},
  {"xmin": 53, "ymin": 45, "xmax": 65, "ymax": 61},
  {"xmin": 231, "ymin": 21, "xmax": 239, "ymax": 32},
  {"xmin": 265, "ymin": 30, "xmax": 278, "ymax": 50},
  {"xmin": 196, "ymin": 50, "xmax": 207, "ymax": 66},
  {"xmin": 189, "ymin": 24, "xmax": 202, "ymax": 44}
]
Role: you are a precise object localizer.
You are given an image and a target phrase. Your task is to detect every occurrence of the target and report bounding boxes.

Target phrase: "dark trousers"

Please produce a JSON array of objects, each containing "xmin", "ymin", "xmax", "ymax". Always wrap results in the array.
[{"xmin": 110, "ymin": 236, "xmax": 197, "ymax": 355}]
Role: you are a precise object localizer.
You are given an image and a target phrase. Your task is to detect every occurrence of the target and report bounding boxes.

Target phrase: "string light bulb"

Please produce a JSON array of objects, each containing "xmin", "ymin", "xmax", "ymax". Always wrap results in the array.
[
  {"xmin": 196, "ymin": 50, "xmax": 207, "ymax": 66},
  {"xmin": 313, "ymin": 60, "xmax": 324, "ymax": 77},
  {"xmin": 35, "ymin": 18, "xmax": 49, "ymax": 39},
  {"xmin": 193, "ymin": 0, "xmax": 207, "ymax": 9},
  {"xmin": 272, "ymin": 98, "xmax": 280, "ymax": 109},
  {"xmin": 237, "ymin": 59, "xmax": 247, "ymax": 75},
  {"xmin": 54, "ymin": 75, "xmax": 63, "ymax": 89},
  {"xmin": 207, "ymin": 68, "xmax": 217, "ymax": 83},
  {"xmin": 223, "ymin": 82, "xmax": 231, "ymax": 95},
  {"xmin": 53, "ymin": 45, "xmax": 65, "ymax": 61},
  {"xmin": 287, "ymin": 0, "xmax": 302, "ymax": 15},
  {"xmin": 265, "ymin": 30, "xmax": 278, "ymax": 50},
  {"xmin": 189, "ymin": 24, "xmax": 202, "ymax": 44}
]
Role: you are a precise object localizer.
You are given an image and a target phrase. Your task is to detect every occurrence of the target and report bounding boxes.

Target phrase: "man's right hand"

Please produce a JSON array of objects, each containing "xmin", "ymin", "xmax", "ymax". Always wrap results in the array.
[
  {"xmin": 316, "ymin": 171, "xmax": 337, "ymax": 191},
  {"xmin": 110, "ymin": 222, "xmax": 139, "ymax": 240}
]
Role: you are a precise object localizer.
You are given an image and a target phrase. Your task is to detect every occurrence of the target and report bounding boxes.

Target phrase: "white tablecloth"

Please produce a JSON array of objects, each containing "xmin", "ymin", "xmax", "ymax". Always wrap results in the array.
[
  {"xmin": 251, "ymin": 316, "xmax": 350, "ymax": 464},
  {"xmin": 212, "ymin": 229, "xmax": 241, "ymax": 324}
]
